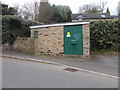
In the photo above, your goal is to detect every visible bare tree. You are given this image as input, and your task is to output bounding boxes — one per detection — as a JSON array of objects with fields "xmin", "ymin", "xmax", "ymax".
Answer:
[
  {"xmin": 79, "ymin": 7, "xmax": 84, "ymax": 13},
  {"xmin": 13, "ymin": 3, "xmax": 20, "ymax": 14},
  {"xmin": 79, "ymin": 1, "xmax": 107, "ymax": 13},
  {"xmin": 99, "ymin": 0, "xmax": 107, "ymax": 13},
  {"xmin": 16, "ymin": 1, "xmax": 39, "ymax": 20},
  {"xmin": 79, "ymin": 4, "xmax": 90, "ymax": 13},
  {"xmin": 117, "ymin": 1, "xmax": 120, "ymax": 14},
  {"xmin": 20, "ymin": 3, "xmax": 34, "ymax": 19},
  {"xmin": 79, "ymin": 3, "xmax": 100, "ymax": 13}
]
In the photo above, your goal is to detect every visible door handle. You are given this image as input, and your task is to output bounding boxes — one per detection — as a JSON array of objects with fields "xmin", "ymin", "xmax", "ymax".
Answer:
[{"xmin": 71, "ymin": 40, "xmax": 77, "ymax": 45}]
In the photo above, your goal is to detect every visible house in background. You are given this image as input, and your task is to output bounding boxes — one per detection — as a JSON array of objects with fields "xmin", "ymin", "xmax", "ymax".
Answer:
[
  {"xmin": 71, "ymin": 13, "xmax": 115, "ymax": 21},
  {"xmin": 111, "ymin": 15, "xmax": 118, "ymax": 19}
]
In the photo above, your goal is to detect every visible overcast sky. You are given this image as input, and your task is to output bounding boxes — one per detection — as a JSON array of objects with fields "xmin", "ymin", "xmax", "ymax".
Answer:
[{"xmin": 0, "ymin": 0, "xmax": 119, "ymax": 15}]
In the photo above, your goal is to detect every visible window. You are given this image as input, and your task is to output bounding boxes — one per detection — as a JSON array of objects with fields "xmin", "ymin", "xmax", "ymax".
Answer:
[{"xmin": 34, "ymin": 31, "xmax": 38, "ymax": 39}]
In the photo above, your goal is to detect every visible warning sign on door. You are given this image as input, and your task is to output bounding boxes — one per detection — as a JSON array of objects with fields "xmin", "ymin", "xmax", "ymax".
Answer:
[{"xmin": 67, "ymin": 32, "xmax": 71, "ymax": 37}]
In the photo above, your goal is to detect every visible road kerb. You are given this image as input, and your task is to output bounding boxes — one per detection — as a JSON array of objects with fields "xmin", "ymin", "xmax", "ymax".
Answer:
[
  {"xmin": 1, "ymin": 55, "xmax": 119, "ymax": 79},
  {"xmin": 1, "ymin": 55, "xmax": 64, "ymax": 66}
]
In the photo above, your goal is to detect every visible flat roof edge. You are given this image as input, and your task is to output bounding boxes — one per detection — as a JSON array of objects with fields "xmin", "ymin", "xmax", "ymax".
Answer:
[{"xmin": 30, "ymin": 22, "xmax": 90, "ymax": 29}]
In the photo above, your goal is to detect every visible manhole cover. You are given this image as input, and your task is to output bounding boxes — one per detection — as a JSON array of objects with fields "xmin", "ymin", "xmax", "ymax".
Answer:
[{"xmin": 64, "ymin": 67, "xmax": 79, "ymax": 72}]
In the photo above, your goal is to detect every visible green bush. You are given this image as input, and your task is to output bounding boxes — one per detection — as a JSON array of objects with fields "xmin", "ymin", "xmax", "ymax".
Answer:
[
  {"xmin": 2, "ymin": 15, "xmax": 43, "ymax": 45},
  {"xmin": 90, "ymin": 20, "xmax": 119, "ymax": 52},
  {"xmin": 2, "ymin": 16, "xmax": 119, "ymax": 53}
]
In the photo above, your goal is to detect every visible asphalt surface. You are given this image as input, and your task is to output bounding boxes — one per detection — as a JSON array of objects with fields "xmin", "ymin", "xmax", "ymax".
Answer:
[
  {"xmin": 2, "ymin": 57, "xmax": 118, "ymax": 88},
  {"xmin": 2, "ymin": 51, "xmax": 118, "ymax": 76}
]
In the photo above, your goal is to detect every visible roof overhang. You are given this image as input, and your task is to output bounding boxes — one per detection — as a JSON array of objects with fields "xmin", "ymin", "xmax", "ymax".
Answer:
[{"xmin": 30, "ymin": 21, "xmax": 90, "ymax": 29}]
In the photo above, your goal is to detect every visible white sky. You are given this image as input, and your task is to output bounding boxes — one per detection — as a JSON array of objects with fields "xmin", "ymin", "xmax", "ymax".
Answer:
[{"xmin": 0, "ymin": 0, "xmax": 119, "ymax": 15}]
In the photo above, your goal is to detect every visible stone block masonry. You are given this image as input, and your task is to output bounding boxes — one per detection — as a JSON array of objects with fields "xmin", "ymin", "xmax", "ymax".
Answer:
[
  {"xmin": 13, "ymin": 37, "xmax": 35, "ymax": 54},
  {"xmin": 31, "ymin": 26, "xmax": 64, "ymax": 56},
  {"xmin": 82, "ymin": 24, "xmax": 90, "ymax": 57},
  {"xmin": 31, "ymin": 23, "xmax": 90, "ymax": 57},
  {"xmin": 12, "ymin": 22, "xmax": 90, "ymax": 58}
]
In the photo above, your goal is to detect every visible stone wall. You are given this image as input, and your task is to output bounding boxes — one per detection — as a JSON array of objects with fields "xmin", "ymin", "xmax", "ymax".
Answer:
[
  {"xmin": 13, "ymin": 37, "xmax": 35, "ymax": 54},
  {"xmin": 2, "ymin": 43, "xmax": 12, "ymax": 51},
  {"xmin": 82, "ymin": 24, "xmax": 90, "ymax": 57},
  {"xmin": 31, "ymin": 26, "xmax": 64, "ymax": 56},
  {"xmin": 31, "ymin": 24, "xmax": 90, "ymax": 57}
]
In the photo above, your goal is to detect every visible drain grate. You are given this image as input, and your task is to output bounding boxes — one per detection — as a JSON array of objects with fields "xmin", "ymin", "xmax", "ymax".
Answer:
[{"xmin": 64, "ymin": 67, "xmax": 79, "ymax": 72}]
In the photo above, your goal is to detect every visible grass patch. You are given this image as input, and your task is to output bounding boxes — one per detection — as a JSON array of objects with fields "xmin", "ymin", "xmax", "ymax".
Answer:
[{"xmin": 91, "ymin": 48, "xmax": 118, "ymax": 55}]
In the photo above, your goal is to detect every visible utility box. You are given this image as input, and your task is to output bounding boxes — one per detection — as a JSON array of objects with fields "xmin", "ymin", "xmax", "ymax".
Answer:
[
  {"xmin": 64, "ymin": 25, "xmax": 83, "ymax": 55},
  {"xmin": 30, "ymin": 21, "xmax": 90, "ymax": 57}
]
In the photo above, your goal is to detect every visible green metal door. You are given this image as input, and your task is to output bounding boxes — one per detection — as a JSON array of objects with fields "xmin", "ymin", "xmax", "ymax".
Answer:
[{"xmin": 64, "ymin": 25, "xmax": 83, "ymax": 55}]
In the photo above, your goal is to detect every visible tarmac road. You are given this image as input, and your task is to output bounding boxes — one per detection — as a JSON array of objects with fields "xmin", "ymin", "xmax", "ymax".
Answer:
[
  {"xmin": 2, "ymin": 57, "xmax": 118, "ymax": 88},
  {"xmin": 2, "ymin": 51, "xmax": 118, "ymax": 76}
]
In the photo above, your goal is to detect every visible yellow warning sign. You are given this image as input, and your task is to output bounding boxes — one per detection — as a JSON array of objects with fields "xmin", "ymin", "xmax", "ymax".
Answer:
[
  {"xmin": 67, "ymin": 32, "xmax": 70, "ymax": 35},
  {"xmin": 67, "ymin": 32, "xmax": 71, "ymax": 37}
]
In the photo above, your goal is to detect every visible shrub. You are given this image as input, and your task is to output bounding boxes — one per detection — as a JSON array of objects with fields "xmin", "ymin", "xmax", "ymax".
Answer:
[
  {"xmin": 2, "ymin": 15, "xmax": 43, "ymax": 45},
  {"xmin": 90, "ymin": 20, "xmax": 119, "ymax": 52}
]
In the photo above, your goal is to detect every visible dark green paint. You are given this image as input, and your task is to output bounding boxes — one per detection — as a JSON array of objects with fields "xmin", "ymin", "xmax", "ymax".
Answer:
[
  {"xmin": 34, "ymin": 31, "xmax": 38, "ymax": 39},
  {"xmin": 64, "ymin": 25, "xmax": 83, "ymax": 55}
]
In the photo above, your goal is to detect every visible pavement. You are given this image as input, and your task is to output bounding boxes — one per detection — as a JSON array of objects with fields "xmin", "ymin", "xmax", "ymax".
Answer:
[{"xmin": 1, "ymin": 50, "xmax": 118, "ymax": 78}]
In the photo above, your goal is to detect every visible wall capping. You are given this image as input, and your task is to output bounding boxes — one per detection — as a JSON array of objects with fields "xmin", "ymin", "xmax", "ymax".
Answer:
[{"xmin": 30, "ymin": 22, "xmax": 90, "ymax": 29}]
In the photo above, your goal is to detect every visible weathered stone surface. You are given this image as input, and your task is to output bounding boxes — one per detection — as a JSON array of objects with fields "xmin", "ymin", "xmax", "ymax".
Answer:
[
  {"xmin": 31, "ymin": 24, "xmax": 90, "ymax": 57},
  {"xmin": 13, "ymin": 37, "xmax": 35, "ymax": 54},
  {"xmin": 31, "ymin": 26, "xmax": 64, "ymax": 55},
  {"xmin": 14, "ymin": 24, "xmax": 90, "ymax": 57},
  {"xmin": 2, "ymin": 43, "xmax": 12, "ymax": 51},
  {"xmin": 82, "ymin": 24, "xmax": 90, "ymax": 57}
]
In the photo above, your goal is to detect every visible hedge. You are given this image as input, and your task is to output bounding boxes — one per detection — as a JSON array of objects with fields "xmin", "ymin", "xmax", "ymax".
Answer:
[
  {"xmin": 90, "ymin": 20, "xmax": 119, "ymax": 51},
  {"xmin": 2, "ymin": 16, "xmax": 119, "ymax": 52},
  {"xmin": 2, "ymin": 15, "xmax": 43, "ymax": 45}
]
